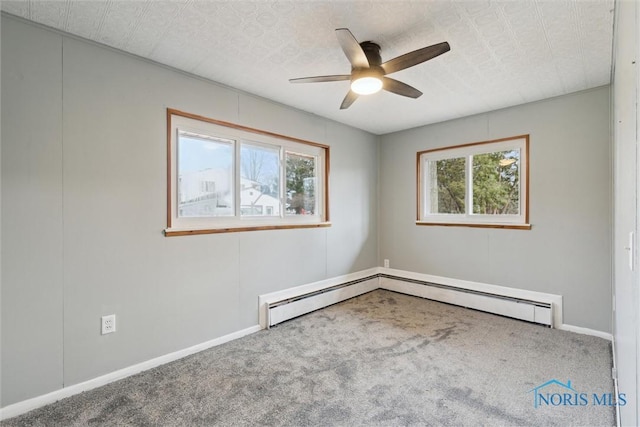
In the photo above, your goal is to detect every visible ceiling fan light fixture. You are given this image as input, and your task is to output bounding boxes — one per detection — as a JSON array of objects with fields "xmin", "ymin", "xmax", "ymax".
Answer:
[{"xmin": 351, "ymin": 76, "xmax": 383, "ymax": 95}]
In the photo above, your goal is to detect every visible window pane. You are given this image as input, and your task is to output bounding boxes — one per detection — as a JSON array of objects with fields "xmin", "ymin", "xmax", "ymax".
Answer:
[
  {"xmin": 177, "ymin": 132, "xmax": 234, "ymax": 217},
  {"xmin": 427, "ymin": 157, "xmax": 466, "ymax": 214},
  {"xmin": 472, "ymin": 150, "xmax": 520, "ymax": 215},
  {"xmin": 286, "ymin": 152, "xmax": 316, "ymax": 215},
  {"xmin": 240, "ymin": 143, "xmax": 281, "ymax": 217}
]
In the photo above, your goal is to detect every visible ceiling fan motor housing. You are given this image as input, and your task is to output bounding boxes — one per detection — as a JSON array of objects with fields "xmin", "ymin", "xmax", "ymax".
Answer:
[
  {"xmin": 360, "ymin": 41, "xmax": 382, "ymax": 66},
  {"xmin": 354, "ymin": 41, "xmax": 384, "ymax": 80}
]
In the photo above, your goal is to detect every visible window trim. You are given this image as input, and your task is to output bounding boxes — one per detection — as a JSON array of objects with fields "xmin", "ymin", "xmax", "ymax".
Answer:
[
  {"xmin": 416, "ymin": 135, "xmax": 530, "ymax": 230},
  {"xmin": 165, "ymin": 109, "xmax": 330, "ymax": 236}
]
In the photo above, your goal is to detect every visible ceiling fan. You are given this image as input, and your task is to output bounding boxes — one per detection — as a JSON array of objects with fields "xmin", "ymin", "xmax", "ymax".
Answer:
[{"xmin": 289, "ymin": 28, "xmax": 450, "ymax": 110}]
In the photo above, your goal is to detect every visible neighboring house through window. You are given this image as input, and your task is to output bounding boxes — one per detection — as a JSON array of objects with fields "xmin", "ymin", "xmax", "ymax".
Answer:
[{"xmin": 166, "ymin": 109, "xmax": 330, "ymax": 236}]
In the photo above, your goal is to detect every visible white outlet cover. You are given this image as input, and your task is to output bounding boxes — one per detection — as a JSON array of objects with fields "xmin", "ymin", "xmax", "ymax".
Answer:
[{"xmin": 101, "ymin": 314, "xmax": 116, "ymax": 335}]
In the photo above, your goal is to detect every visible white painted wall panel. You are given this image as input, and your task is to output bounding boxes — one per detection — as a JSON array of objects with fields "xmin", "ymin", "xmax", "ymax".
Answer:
[
  {"xmin": 237, "ymin": 93, "xmax": 326, "ymax": 143},
  {"xmin": 612, "ymin": 0, "xmax": 639, "ymax": 424},
  {"xmin": 325, "ymin": 121, "xmax": 379, "ymax": 278},
  {"xmin": 1, "ymin": 18, "xmax": 64, "ymax": 406},
  {"xmin": 238, "ymin": 230, "xmax": 292, "ymax": 329},
  {"xmin": 60, "ymin": 36, "xmax": 247, "ymax": 387}
]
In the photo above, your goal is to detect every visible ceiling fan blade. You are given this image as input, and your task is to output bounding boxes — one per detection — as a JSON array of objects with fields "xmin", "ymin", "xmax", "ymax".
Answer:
[
  {"xmin": 340, "ymin": 90, "xmax": 359, "ymax": 109},
  {"xmin": 382, "ymin": 77, "xmax": 423, "ymax": 98},
  {"xmin": 289, "ymin": 75, "xmax": 351, "ymax": 83},
  {"xmin": 381, "ymin": 41, "xmax": 450, "ymax": 75},
  {"xmin": 335, "ymin": 28, "xmax": 369, "ymax": 68}
]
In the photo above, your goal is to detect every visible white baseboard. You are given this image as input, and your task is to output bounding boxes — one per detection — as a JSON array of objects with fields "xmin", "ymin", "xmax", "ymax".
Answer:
[
  {"xmin": 557, "ymin": 324, "xmax": 613, "ymax": 341},
  {"xmin": 0, "ymin": 325, "xmax": 261, "ymax": 421}
]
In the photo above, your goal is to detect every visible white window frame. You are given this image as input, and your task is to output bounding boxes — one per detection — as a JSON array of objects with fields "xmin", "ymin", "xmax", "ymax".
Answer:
[
  {"xmin": 417, "ymin": 135, "xmax": 530, "ymax": 229},
  {"xmin": 165, "ymin": 109, "xmax": 330, "ymax": 236}
]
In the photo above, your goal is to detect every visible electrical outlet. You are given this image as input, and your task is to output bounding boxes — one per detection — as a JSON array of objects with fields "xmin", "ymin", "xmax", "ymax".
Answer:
[
  {"xmin": 101, "ymin": 314, "xmax": 116, "ymax": 335},
  {"xmin": 384, "ymin": 259, "xmax": 390, "ymax": 268}
]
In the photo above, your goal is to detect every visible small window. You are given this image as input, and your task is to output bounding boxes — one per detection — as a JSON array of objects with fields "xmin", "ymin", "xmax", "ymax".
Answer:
[
  {"xmin": 166, "ymin": 109, "xmax": 330, "ymax": 236},
  {"xmin": 417, "ymin": 135, "xmax": 530, "ymax": 229}
]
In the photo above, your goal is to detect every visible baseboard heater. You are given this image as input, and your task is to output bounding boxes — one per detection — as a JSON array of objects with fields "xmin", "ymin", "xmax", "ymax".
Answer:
[
  {"xmin": 264, "ymin": 272, "xmax": 553, "ymax": 328},
  {"xmin": 266, "ymin": 275, "xmax": 379, "ymax": 328},
  {"xmin": 378, "ymin": 274, "xmax": 552, "ymax": 327}
]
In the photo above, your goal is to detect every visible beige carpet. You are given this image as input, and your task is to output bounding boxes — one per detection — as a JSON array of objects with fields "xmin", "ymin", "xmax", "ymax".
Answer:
[{"xmin": 2, "ymin": 290, "xmax": 614, "ymax": 426}]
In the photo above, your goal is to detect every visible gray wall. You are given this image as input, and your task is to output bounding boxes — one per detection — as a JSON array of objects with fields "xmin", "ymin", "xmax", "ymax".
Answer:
[
  {"xmin": 1, "ymin": 17, "xmax": 64, "ymax": 407},
  {"xmin": 1, "ymin": 16, "xmax": 378, "ymax": 407},
  {"xmin": 379, "ymin": 87, "xmax": 612, "ymax": 333}
]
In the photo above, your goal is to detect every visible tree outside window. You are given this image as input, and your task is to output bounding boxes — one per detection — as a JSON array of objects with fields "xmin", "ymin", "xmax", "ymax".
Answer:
[{"xmin": 418, "ymin": 135, "xmax": 529, "ymax": 229}]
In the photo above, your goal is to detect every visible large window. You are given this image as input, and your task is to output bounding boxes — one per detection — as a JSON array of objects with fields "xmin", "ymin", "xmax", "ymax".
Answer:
[
  {"xmin": 166, "ymin": 109, "xmax": 329, "ymax": 236},
  {"xmin": 417, "ymin": 135, "xmax": 530, "ymax": 229}
]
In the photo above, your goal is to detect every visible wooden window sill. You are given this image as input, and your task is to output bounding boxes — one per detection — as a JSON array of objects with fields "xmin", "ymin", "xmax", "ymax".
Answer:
[
  {"xmin": 164, "ymin": 222, "xmax": 332, "ymax": 237},
  {"xmin": 416, "ymin": 221, "xmax": 532, "ymax": 230}
]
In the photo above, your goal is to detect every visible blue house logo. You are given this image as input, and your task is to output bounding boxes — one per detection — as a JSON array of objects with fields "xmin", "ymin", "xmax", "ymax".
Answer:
[
  {"xmin": 528, "ymin": 379, "xmax": 626, "ymax": 408},
  {"xmin": 528, "ymin": 379, "xmax": 578, "ymax": 408}
]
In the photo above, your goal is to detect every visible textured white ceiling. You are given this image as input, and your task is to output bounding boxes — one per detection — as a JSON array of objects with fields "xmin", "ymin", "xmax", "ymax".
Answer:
[{"xmin": 2, "ymin": 0, "xmax": 614, "ymax": 135}]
